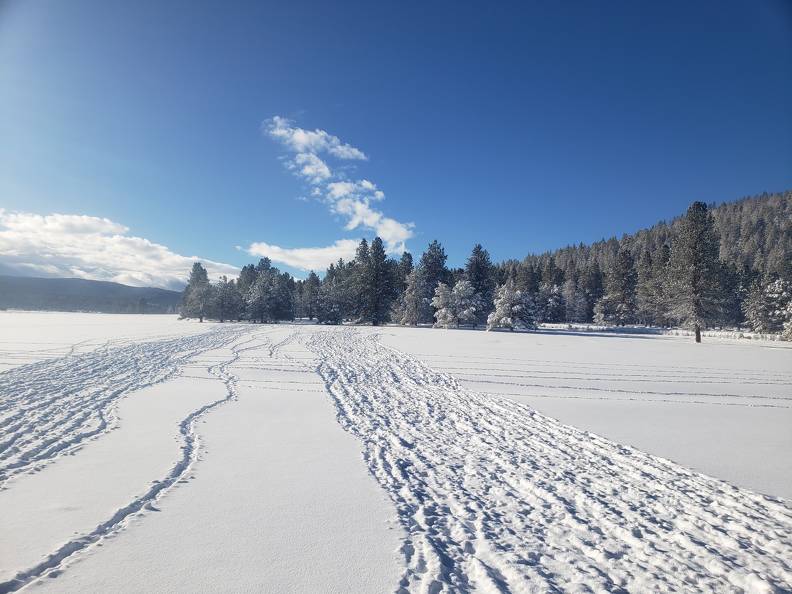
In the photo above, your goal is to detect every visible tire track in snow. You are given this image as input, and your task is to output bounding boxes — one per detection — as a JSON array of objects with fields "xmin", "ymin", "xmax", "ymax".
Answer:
[
  {"xmin": 0, "ymin": 326, "xmax": 247, "ymax": 486},
  {"xmin": 0, "ymin": 329, "xmax": 273, "ymax": 593},
  {"xmin": 307, "ymin": 328, "xmax": 792, "ymax": 593}
]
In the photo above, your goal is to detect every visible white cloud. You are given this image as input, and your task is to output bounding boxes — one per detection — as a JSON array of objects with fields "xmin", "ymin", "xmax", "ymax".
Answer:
[
  {"xmin": 0, "ymin": 210, "xmax": 238, "ymax": 290},
  {"xmin": 291, "ymin": 152, "xmax": 332, "ymax": 184},
  {"xmin": 247, "ymin": 239, "xmax": 359, "ymax": 271},
  {"xmin": 266, "ymin": 116, "xmax": 367, "ymax": 161},
  {"xmin": 263, "ymin": 116, "xmax": 415, "ymax": 256},
  {"xmin": 334, "ymin": 198, "xmax": 413, "ymax": 253}
]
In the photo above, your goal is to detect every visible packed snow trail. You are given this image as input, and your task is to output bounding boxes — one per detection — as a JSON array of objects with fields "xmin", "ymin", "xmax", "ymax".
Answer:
[
  {"xmin": 307, "ymin": 328, "xmax": 792, "ymax": 593},
  {"xmin": 0, "ymin": 329, "xmax": 269, "ymax": 593},
  {"xmin": 0, "ymin": 325, "xmax": 247, "ymax": 486}
]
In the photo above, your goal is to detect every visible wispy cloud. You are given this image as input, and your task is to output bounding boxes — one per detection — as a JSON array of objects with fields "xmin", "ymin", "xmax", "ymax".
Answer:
[
  {"xmin": 248, "ymin": 239, "xmax": 359, "ymax": 271},
  {"xmin": 0, "ymin": 210, "xmax": 238, "ymax": 290},
  {"xmin": 259, "ymin": 116, "xmax": 414, "ymax": 260}
]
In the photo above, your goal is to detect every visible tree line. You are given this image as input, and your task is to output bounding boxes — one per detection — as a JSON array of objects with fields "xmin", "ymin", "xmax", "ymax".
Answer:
[{"xmin": 182, "ymin": 191, "xmax": 792, "ymax": 341}]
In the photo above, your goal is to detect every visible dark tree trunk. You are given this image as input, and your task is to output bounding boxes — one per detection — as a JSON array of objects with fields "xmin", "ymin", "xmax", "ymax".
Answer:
[{"xmin": 695, "ymin": 324, "xmax": 701, "ymax": 343}]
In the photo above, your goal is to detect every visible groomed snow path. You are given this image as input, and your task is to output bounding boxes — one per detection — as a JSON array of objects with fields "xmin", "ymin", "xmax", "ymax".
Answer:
[{"xmin": 308, "ymin": 328, "xmax": 792, "ymax": 593}]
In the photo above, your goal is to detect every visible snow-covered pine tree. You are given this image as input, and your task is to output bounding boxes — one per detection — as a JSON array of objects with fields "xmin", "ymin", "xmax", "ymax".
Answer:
[
  {"xmin": 487, "ymin": 279, "xmax": 538, "ymax": 331},
  {"xmin": 743, "ymin": 277, "xmax": 791, "ymax": 333},
  {"xmin": 246, "ymin": 272, "xmax": 274, "ymax": 323},
  {"xmin": 539, "ymin": 282, "xmax": 565, "ymax": 323},
  {"xmin": 783, "ymin": 301, "xmax": 792, "ymax": 341},
  {"xmin": 397, "ymin": 251, "xmax": 414, "ymax": 293},
  {"xmin": 316, "ymin": 278, "xmax": 344, "ymax": 324},
  {"xmin": 213, "ymin": 276, "xmax": 244, "ymax": 322},
  {"xmin": 635, "ymin": 249, "xmax": 655, "ymax": 325},
  {"xmin": 236, "ymin": 264, "xmax": 257, "ymax": 298},
  {"xmin": 182, "ymin": 262, "xmax": 212, "ymax": 322},
  {"xmin": 594, "ymin": 246, "xmax": 638, "ymax": 326},
  {"xmin": 562, "ymin": 278, "xmax": 588, "ymax": 323},
  {"xmin": 419, "ymin": 240, "xmax": 450, "ymax": 323},
  {"xmin": 431, "ymin": 283, "xmax": 455, "ymax": 328},
  {"xmin": 431, "ymin": 279, "xmax": 480, "ymax": 328},
  {"xmin": 465, "ymin": 244, "xmax": 496, "ymax": 324},
  {"xmin": 400, "ymin": 268, "xmax": 432, "ymax": 325},
  {"xmin": 452, "ymin": 279, "xmax": 480, "ymax": 327},
  {"xmin": 667, "ymin": 201, "xmax": 724, "ymax": 342}
]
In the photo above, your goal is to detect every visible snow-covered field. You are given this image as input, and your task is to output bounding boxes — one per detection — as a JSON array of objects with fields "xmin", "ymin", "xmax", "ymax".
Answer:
[{"xmin": 1, "ymin": 314, "xmax": 790, "ymax": 593}]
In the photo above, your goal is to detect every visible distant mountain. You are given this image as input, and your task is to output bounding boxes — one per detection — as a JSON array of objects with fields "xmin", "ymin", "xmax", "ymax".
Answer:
[{"xmin": 0, "ymin": 275, "xmax": 182, "ymax": 314}]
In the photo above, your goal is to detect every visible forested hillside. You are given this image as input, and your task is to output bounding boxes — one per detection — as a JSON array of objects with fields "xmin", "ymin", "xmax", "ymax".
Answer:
[
  {"xmin": 181, "ymin": 191, "xmax": 792, "ymax": 338},
  {"xmin": 0, "ymin": 276, "xmax": 181, "ymax": 313}
]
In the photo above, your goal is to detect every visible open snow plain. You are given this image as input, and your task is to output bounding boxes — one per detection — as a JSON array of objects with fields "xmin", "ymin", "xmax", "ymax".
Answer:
[{"xmin": 0, "ymin": 314, "xmax": 790, "ymax": 593}]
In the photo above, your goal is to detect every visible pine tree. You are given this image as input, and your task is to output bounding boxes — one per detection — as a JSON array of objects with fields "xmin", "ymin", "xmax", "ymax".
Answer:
[
  {"xmin": 743, "ymin": 277, "xmax": 791, "ymax": 333},
  {"xmin": 431, "ymin": 283, "xmax": 454, "ymax": 328},
  {"xmin": 465, "ymin": 244, "xmax": 496, "ymax": 324},
  {"xmin": 580, "ymin": 261, "xmax": 604, "ymax": 322},
  {"xmin": 364, "ymin": 237, "xmax": 396, "ymax": 326},
  {"xmin": 487, "ymin": 279, "xmax": 538, "ymax": 331},
  {"xmin": 783, "ymin": 301, "xmax": 792, "ymax": 341},
  {"xmin": 667, "ymin": 202, "xmax": 724, "ymax": 342},
  {"xmin": 316, "ymin": 278, "xmax": 344, "ymax": 324},
  {"xmin": 594, "ymin": 246, "xmax": 637, "ymax": 326},
  {"xmin": 397, "ymin": 252, "xmax": 414, "ymax": 293},
  {"xmin": 400, "ymin": 268, "xmax": 432, "ymax": 325},
  {"xmin": 237, "ymin": 264, "xmax": 257, "ymax": 298},
  {"xmin": 302, "ymin": 271, "xmax": 321, "ymax": 320},
  {"xmin": 432, "ymin": 280, "xmax": 480, "ymax": 328},
  {"xmin": 562, "ymin": 278, "xmax": 588, "ymax": 323},
  {"xmin": 419, "ymin": 240, "xmax": 450, "ymax": 323},
  {"xmin": 247, "ymin": 273, "xmax": 274, "ymax": 323},
  {"xmin": 213, "ymin": 276, "xmax": 243, "ymax": 323},
  {"xmin": 538, "ymin": 283, "xmax": 565, "ymax": 323},
  {"xmin": 635, "ymin": 249, "xmax": 655, "ymax": 325},
  {"xmin": 183, "ymin": 262, "xmax": 212, "ymax": 322}
]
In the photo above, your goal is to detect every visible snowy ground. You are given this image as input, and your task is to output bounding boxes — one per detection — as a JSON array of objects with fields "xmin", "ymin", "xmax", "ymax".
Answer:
[{"xmin": 0, "ymin": 314, "xmax": 790, "ymax": 593}]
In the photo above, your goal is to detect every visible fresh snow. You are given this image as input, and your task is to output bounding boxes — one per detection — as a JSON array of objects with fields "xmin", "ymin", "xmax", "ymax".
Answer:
[{"xmin": 0, "ymin": 314, "xmax": 790, "ymax": 593}]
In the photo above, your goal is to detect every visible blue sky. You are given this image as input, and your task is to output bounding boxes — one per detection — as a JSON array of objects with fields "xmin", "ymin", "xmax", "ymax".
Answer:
[{"xmin": 0, "ymin": 0, "xmax": 790, "ymax": 287}]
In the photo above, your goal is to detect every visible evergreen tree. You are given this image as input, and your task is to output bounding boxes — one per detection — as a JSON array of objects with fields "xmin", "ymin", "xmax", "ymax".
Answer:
[
  {"xmin": 635, "ymin": 249, "xmax": 655, "ymax": 325},
  {"xmin": 432, "ymin": 280, "xmax": 479, "ymax": 328},
  {"xmin": 783, "ymin": 301, "xmax": 792, "ymax": 341},
  {"xmin": 743, "ymin": 277, "xmax": 791, "ymax": 333},
  {"xmin": 302, "ymin": 271, "xmax": 321, "ymax": 320},
  {"xmin": 487, "ymin": 279, "xmax": 538, "ymax": 331},
  {"xmin": 562, "ymin": 278, "xmax": 588, "ymax": 323},
  {"xmin": 418, "ymin": 240, "xmax": 450, "ymax": 322},
  {"xmin": 667, "ymin": 202, "xmax": 724, "ymax": 342},
  {"xmin": 316, "ymin": 273, "xmax": 345, "ymax": 324},
  {"xmin": 213, "ymin": 276, "xmax": 243, "ymax": 323},
  {"xmin": 579, "ymin": 261, "xmax": 604, "ymax": 322},
  {"xmin": 400, "ymin": 268, "xmax": 432, "ymax": 325},
  {"xmin": 182, "ymin": 262, "xmax": 212, "ymax": 322},
  {"xmin": 397, "ymin": 252, "xmax": 414, "ymax": 293},
  {"xmin": 594, "ymin": 246, "xmax": 637, "ymax": 325},
  {"xmin": 538, "ymin": 283, "xmax": 565, "ymax": 323},
  {"xmin": 357, "ymin": 237, "xmax": 396, "ymax": 325},
  {"xmin": 465, "ymin": 244, "xmax": 496, "ymax": 323},
  {"xmin": 237, "ymin": 264, "xmax": 257, "ymax": 298},
  {"xmin": 247, "ymin": 273, "xmax": 274, "ymax": 323}
]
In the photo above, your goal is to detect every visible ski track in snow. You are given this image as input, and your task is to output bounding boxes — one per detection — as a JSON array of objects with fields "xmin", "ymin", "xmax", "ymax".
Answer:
[
  {"xmin": 306, "ymin": 328, "xmax": 792, "ymax": 593},
  {"xmin": 0, "ymin": 326, "xmax": 249, "ymax": 486},
  {"xmin": 0, "ymin": 327, "xmax": 281, "ymax": 593}
]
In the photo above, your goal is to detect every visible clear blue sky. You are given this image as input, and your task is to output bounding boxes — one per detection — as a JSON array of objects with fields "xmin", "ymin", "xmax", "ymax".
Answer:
[{"xmin": 1, "ymin": 0, "xmax": 790, "ymax": 284}]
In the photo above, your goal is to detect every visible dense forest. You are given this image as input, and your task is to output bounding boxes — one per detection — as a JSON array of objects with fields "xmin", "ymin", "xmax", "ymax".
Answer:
[{"xmin": 182, "ymin": 191, "xmax": 792, "ymax": 340}]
